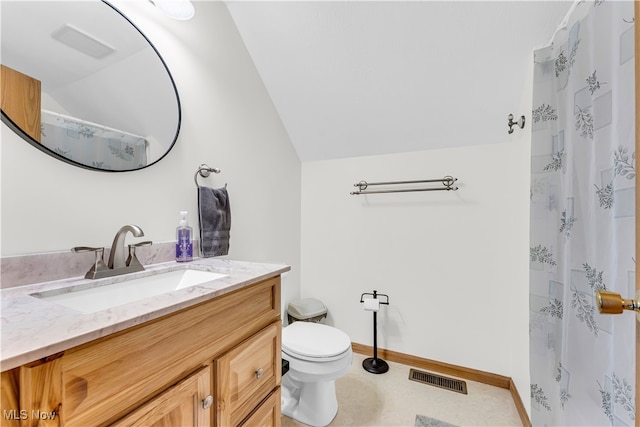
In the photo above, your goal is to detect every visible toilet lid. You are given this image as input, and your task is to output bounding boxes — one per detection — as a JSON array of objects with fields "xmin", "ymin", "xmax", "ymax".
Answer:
[{"xmin": 283, "ymin": 322, "xmax": 351, "ymax": 358}]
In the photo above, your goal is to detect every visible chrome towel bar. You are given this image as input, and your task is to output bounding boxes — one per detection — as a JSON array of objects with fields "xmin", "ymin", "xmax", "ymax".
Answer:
[{"xmin": 350, "ymin": 176, "xmax": 458, "ymax": 195}]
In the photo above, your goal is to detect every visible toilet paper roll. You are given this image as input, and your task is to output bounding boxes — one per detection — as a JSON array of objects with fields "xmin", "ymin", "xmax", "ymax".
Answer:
[{"xmin": 363, "ymin": 298, "xmax": 380, "ymax": 312}]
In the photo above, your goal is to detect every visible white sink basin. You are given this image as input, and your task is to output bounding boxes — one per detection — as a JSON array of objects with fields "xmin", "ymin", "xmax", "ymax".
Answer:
[{"xmin": 34, "ymin": 268, "xmax": 226, "ymax": 314}]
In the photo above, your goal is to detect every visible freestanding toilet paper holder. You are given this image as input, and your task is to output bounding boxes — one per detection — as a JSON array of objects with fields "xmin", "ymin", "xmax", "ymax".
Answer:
[{"xmin": 359, "ymin": 290, "xmax": 390, "ymax": 374}]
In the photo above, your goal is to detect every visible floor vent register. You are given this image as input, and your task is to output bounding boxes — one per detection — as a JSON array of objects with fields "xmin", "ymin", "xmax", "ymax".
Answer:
[{"xmin": 408, "ymin": 369, "xmax": 468, "ymax": 395}]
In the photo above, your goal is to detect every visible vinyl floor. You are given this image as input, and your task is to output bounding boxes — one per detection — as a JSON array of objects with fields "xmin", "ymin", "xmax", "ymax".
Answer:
[{"xmin": 282, "ymin": 352, "xmax": 524, "ymax": 427}]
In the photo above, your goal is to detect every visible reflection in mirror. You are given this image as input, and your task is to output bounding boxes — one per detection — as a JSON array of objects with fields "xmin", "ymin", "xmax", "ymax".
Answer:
[{"xmin": 1, "ymin": 1, "xmax": 181, "ymax": 172}]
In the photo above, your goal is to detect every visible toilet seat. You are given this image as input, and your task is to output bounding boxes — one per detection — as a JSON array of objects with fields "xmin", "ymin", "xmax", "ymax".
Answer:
[{"xmin": 283, "ymin": 322, "xmax": 351, "ymax": 361}]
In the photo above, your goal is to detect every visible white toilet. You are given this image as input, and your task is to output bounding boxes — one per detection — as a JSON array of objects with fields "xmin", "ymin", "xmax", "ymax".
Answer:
[{"xmin": 281, "ymin": 321, "xmax": 352, "ymax": 427}]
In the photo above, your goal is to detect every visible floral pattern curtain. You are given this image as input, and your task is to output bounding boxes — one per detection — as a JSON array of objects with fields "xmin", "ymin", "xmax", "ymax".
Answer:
[
  {"xmin": 529, "ymin": 1, "xmax": 635, "ymax": 425},
  {"xmin": 41, "ymin": 110, "xmax": 148, "ymax": 170}
]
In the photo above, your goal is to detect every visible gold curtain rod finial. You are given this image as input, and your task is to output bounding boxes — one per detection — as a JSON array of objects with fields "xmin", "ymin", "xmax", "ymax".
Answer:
[{"xmin": 596, "ymin": 290, "xmax": 640, "ymax": 315}]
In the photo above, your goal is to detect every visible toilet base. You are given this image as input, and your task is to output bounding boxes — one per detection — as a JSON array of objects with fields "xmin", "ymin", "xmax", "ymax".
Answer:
[{"xmin": 281, "ymin": 374, "xmax": 338, "ymax": 427}]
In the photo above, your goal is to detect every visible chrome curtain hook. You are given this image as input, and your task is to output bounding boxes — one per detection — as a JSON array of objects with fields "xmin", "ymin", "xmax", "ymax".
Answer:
[{"xmin": 507, "ymin": 114, "xmax": 525, "ymax": 134}]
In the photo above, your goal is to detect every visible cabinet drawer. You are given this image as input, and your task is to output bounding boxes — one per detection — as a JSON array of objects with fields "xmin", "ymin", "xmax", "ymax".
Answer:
[
  {"xmin": 240, "ymin": 388, "xmax": 281, "ymax": 427},
  {"xmin": 216, "ymin": 322, "xmax": 281, "ymax": 427}
]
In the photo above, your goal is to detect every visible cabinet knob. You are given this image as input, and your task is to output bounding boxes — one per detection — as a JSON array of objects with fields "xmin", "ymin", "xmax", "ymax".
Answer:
[
  {"xmin": 255, "ymin": 368, "xmax": 264, "ymax": 379},
  {"xmin": 202, "ymin": 395, "xmax": 213, "ymax": 410}
]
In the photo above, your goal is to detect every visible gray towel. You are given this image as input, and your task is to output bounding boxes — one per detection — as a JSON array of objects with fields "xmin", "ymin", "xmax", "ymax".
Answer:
[{"xmin": 198, "ymin": 186, "xmax": 231, "ymax": 257}]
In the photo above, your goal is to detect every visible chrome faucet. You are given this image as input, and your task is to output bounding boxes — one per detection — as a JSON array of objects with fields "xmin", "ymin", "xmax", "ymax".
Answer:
[
  {"xmin": 72, "ymin": 224, "xmax": 152, "ymax": 279},
  {"xmin": 108, "ymin": 225, "xmax": 144, "ymax": 269}
]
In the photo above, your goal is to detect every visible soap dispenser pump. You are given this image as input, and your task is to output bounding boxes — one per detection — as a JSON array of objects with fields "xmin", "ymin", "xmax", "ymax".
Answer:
[{"xmin": 176, "ymin": 210, "xmax": 193, "ymax": 262}]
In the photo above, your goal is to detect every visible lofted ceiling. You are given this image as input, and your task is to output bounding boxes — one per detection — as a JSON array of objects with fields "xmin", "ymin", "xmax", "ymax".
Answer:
[{"xmin": 225, "ymin": 1, "xmax": 573, "ymax": 161}]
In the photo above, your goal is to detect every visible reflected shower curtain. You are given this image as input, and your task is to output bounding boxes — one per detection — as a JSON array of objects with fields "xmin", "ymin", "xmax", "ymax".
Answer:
[
  {"xmin": 529, "ymin": 1, "xmax": 635, "ymax": 425},
  {"xmin": 40, "ymin": 110, "xmax": 148, "ymax": 170}
]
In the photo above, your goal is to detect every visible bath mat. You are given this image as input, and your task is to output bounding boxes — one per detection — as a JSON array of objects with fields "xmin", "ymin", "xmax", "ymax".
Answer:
[{"xmin": 415, "ymin": 414, "xmax": 458, "ymax": 427}]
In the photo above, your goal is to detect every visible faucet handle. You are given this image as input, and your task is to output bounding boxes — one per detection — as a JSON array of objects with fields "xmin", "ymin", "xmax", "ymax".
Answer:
[
  {"xmin": 71, "ymin": 246, "xmax": 103, "ymax": 253},
  {"xmin": 130, "ymin": 241, "xmax": 153, "ymax": 248},
  {"xmin": 71, "ymin": 246, "xmax": 108, "ymax": 279},
  {"xmin": 126, "ymin": 241, "xmax": 153, "ymax": 269}
]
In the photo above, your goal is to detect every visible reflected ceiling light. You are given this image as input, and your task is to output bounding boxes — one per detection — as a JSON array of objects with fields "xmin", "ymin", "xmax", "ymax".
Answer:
[{"xmin": 150, "ymin": 0, "xmax": 195, "ymax": 20}]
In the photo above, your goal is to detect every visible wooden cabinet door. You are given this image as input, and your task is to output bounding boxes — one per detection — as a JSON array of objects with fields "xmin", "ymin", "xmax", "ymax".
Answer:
[
  {"xmin": 0, "ymin": 64, "xmax": 41, "ymax": 142},
  {"xmin": 215, "ymin": 322, "xmax": 281, "ymax": 427},
  {"xmin": 111, "ymin": 365, "xmax": 212, "ymax": 427},
  {"xmin": 0, "ymin": 358, "xmax": 64, "ymax": 427}
]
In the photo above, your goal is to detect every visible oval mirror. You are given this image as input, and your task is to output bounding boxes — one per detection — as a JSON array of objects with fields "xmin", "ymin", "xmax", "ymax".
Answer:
[{"xmin": 1, "ymin": 0, "xmax": 181, "ymax": 172}]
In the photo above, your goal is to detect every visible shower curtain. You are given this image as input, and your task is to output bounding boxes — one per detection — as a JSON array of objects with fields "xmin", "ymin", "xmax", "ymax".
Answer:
[
  {"xmin": 41, "ymin": 110, "xmax": 148, "ymax": 170},
  {"xmin": 529, "ymin": 1, "xmax": 635, "ymax": 425}
]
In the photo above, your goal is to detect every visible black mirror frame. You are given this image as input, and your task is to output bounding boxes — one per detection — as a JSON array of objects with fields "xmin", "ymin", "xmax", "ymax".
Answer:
[{"xmin": 1, "ymin": 0, "xmax": 182, "ymax": 173}]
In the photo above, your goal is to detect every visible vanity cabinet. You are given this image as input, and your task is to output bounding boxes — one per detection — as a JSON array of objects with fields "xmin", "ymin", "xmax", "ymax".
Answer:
[{"xmin": 0, "ymin": 275, "xmax": 282, "ymax": 427}]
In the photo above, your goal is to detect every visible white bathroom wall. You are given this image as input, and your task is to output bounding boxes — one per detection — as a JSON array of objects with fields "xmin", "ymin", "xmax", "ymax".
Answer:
[
  {"xmin": 50, "ymin": 48, "xmax": 176, "ymax": 146},
  {"xmin": 300, "ymin": 138, "xmax": 531, "ymax": 400},
  {"xmin": 1, "ymin": 0, "xmax": 542, "ymax": 413},
  {"xmin": 0, "ymin": 2, "xmax": 301, "ymax": 305},
  {"xmin": 510, "ymin": 60, "xmax": 534, "ymax": 413}
]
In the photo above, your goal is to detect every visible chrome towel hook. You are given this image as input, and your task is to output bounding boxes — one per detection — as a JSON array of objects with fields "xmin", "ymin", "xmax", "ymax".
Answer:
[
  {"xmin": 194, "ymin": 164, "xmax": 221, "ymax": 187},
  {"xmin": 508, "ymin": 114, "xmax": 525, "ymax": 134}
]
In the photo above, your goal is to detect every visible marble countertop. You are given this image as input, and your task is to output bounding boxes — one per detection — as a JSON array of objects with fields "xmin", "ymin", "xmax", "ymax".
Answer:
[{"xmin": 1, "ymin": 258, "xmax": 290, "ymax": 371}]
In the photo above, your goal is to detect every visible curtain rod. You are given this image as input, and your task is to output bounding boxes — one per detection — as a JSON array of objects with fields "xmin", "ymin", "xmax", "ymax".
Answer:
[{"xmin": 546, "ymin": 0, "xmax": 585, "ymax": 47}]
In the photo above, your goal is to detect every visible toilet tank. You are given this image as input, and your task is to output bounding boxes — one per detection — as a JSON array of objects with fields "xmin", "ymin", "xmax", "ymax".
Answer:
[{"xmin": 287, "ymin": 298, "xmax": 327, "ymax": 324}]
